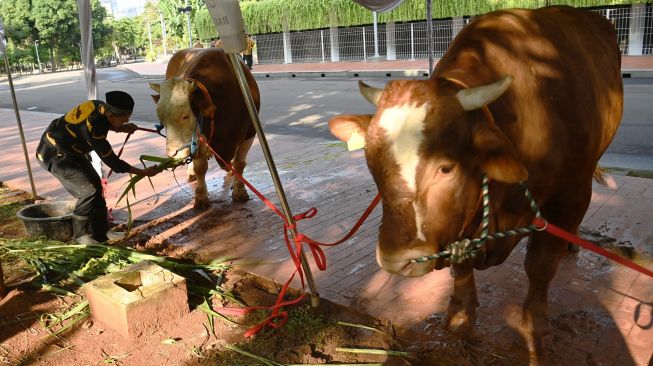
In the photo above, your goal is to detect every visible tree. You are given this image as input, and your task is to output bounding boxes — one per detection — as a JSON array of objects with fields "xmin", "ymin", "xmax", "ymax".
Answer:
[
  {"xmin": 0, "ymin": 0, "xmax": 35, "ymax": 45},
  {"xmin": 31, "ymin": 0, "xmax": 78, "ymax": 69},
  {"xmin": 111, "ymin": 17, "xmax": 140, "ymax": 62}
]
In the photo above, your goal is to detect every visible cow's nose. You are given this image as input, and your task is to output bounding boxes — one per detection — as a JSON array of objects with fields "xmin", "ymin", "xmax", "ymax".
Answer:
[{"xmin": 376, "ymin": 246, "xmax": 436, "ymax": 277}]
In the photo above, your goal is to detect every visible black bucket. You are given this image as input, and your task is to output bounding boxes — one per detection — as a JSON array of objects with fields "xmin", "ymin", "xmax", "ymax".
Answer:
[{"xmin": 16, "ymin": 201, "xmax": 76, "ymax": 242}]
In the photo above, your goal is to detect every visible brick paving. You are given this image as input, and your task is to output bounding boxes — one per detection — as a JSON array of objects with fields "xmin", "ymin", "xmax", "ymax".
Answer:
[{"xmin": 1, "ymin": 58, "xmax": 653, "ymax": 364}]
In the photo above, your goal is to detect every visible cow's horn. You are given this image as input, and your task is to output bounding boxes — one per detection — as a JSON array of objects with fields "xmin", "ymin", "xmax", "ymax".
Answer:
[
  {"xmin": 358, "ymin": 80, "xmax": 383, "ymax": 106},
  {"xmin": 456, "ymin": 76, "xmax": 513, "ymax": 111}
]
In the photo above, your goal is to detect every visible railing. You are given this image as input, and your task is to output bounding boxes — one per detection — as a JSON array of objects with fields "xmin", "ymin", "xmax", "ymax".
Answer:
[{"xmin": 253, "ymin": 4, "xmax": 653, "ymax": 65}]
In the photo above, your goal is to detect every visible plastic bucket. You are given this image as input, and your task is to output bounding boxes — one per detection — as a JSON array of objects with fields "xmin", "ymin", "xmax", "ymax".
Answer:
[{"xmin": 16, "ymin": 201, "xmax": 76, "ymax": 242}]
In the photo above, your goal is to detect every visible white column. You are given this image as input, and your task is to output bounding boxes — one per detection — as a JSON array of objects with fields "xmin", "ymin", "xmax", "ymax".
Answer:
[
  {"xmin": 386, "ymin": 21, "xmax": 396, "ymax": 61},
  {"xmin": 452, "ymin": 16, "xmax": 464, "ymax": 41},
  {"xmin": 282, "ymin": 31, "xmax": 292, "ymax": 63},
  {"xmin": 329, "ymin": 26, "xmax": 339, "ymax": 62},
  {"xmin": 373, "ymin": 11, "xmax": 379, "ymax": 57},
  {"xmin": 628, "ymin": 4, "xmax": 645, "ymax": 56},
  {"xmin": 282, "ymin": 17, "xmax": 292, "ymax": 63}
]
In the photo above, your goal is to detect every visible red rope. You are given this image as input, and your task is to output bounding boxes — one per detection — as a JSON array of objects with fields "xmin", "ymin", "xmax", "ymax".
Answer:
[
  {"xmin": 197, "ymin": 135, "xmax": 380, "ymax": 336},
  {"xmin": 532, "ymin": 217, "xmax": 653, "ymax": 278}
]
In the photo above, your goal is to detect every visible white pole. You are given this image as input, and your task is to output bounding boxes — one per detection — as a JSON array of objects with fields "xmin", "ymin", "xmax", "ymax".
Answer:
[
  {"xmin": 34, "ymin": 40, "xmax": 43, "ymax": 73},
  {"xmin": 185, "ymin": 0, "xmax": 192, "ymax": 48},
  {"xmin": 320, "ymin": 30, "xmax": 325, "ymax": 62},
  {"xmin": 373, "ymin": 11, "xmax": 379, "ymax": 57},
  {"xmin": 410, "ymin": 23, "xmax": 414, "ymax": 60},
  {"xmin": 147, "ymin": 20, "xmax": 154, "ymax": 55},
  {"xmin": 362, "ymin": 27, "xmax": 366, "ymax": 60},
  {"xmin": 205, "ymin": 0, "xmax": 320, "ymax": 307},
  {"xmin": 426, "ymin": 0, "xmax": 434, "ymax": 76},
  {"xmin": 160, "ymin": 12, "xmax": 168, "ymax": 58},
  {"xmin": 77, "ymin": 0, "xmax": 101, "ymax": 175}
]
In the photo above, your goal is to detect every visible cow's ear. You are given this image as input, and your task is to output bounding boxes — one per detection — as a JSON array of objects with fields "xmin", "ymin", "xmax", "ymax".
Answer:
[
  {"xmin": 329, "ymin": 114, "xmax": 372, "ymax": 142},
  {"xmin": 151, "ymin": 94, "xmax": 160, "ymax": 104},
  {"xmin": 473, "ymin": 122, "xmax": 528, "ymax": 183},
  {"xmin": 149, "ymin": 83, "xmax": 161, "ymax": 93}
]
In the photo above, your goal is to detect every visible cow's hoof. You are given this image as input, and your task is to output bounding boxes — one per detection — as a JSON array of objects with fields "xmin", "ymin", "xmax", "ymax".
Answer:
[
  {"xmin": 443, "ymin": 311, "xmax": 473, "ymax": 336},
  {"xmin": 232, "ymin": 190, "xmax": 250, "ymax": 203},
  {"xmin": 223, "ymin": 172, "xmax": 234, "ymax": 188},
  {"xmin": 194, "ymin": 199, "xmax": 211, "ymax": 210}
]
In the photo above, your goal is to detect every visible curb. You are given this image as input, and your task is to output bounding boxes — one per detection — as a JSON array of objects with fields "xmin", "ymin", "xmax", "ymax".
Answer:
[
  {"xmin": 252, "ymin": 69, "xmax": 431, "ymax": 79},
  {"xmin": 621, "ymin": 69, "xmax": 653, "ymax": 78},
  {"xmin": 129, "ymin": 69, "xmax": 653, "ymax": 80}
]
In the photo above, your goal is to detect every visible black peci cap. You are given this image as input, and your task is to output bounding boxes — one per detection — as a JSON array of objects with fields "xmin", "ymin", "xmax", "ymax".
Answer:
[{"xmin": 105, "ymin": 91, "xmax": 134, "ymax": 115}]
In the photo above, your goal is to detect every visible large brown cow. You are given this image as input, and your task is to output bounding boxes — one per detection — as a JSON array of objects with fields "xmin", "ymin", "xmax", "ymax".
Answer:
[
  {"xmin": 329, "ymin": 6, "xmax": 622, "ymax": 364},
  {"xmin": 150, "ymin": 48, "xmax": 260, "ymax": 209}
]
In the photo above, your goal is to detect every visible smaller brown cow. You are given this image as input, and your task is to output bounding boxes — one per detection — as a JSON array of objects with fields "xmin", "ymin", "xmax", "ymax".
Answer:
[
  {"xmin": 329, "ymin": 6, "xmax": 622, "ymax": 365},
  {"xmin": 150, "ymin": 48, "xmax": 260, "ymax": 208}
]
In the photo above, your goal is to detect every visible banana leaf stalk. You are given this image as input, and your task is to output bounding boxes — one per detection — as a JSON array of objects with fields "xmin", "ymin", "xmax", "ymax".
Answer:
[{"xmin": 117, "ymin": 155, "xmax": 187, "ymax": 229}]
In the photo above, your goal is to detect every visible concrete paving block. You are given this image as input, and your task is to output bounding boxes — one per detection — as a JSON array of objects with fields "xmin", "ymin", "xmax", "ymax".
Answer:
[{"xmin": 84, "ymin": 260, "xmax": 189, "ymax": 339}]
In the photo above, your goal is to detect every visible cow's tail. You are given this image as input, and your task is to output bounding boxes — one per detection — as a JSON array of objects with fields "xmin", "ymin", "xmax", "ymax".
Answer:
[{"xmin": 593, "ymin": 166, "xmax": 607, "ymax": 185}]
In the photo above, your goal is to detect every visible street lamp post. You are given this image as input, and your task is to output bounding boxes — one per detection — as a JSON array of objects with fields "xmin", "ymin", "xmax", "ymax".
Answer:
[
  {"xmin": 34, "ymin": 40, "xmax": 43, "ymax": 73},
  {"xmin": 159, "ymin": 11, "xmax": 168, "ymax": 58},
  {"xmin": 178, "ymin": 0, "xmax": 193, "ymax": 48},
  {"xmin": 147, "ymin": 20, "xmax": 154, "ymax": 55}
]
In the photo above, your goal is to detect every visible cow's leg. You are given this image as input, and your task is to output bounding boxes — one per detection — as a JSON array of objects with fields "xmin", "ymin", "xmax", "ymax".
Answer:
[
  {"xmin": 230, "ymin": 136, "xmax": 254, "ymax": 203},
  {"xmin": 187, "ymin": 161, "xmax": 197, "ymax": 182},
  {"xmin": 520, "ymin": 198, "xmax": 588, "ymax": 365},
  {"xmin": 192, "ymin": 147, "xmax": 210, "ymax": 209},
  {"xmin": 444, "ymin": 261, "xmax": 478, "ymax": 336}
]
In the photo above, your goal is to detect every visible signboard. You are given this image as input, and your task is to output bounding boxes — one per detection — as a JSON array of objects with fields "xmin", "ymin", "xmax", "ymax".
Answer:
[
  {"xmin": 203, "ymin": 0, "xmax": 246, "ymax": 54},
  {"xmin": 0, "ymin": 16, "xmax": 6, "ymax": 55}
]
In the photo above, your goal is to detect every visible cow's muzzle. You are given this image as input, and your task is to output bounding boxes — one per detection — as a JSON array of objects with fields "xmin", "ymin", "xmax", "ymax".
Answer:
[{"xmin": 376, "ymin": 243, "xmax": 448, "ymax": 277}]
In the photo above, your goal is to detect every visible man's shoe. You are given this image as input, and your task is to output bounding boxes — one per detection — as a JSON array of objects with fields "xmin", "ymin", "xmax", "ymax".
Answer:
[
  {"xmin": 72, "ymin": 215, "xmax": 100, "ymax": 244},
  {"xmin": 106, "ymin": 229, "xmax": 126, "ymax": 241}
]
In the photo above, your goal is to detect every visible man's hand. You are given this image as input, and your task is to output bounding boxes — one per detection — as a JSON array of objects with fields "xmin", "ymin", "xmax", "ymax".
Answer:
[
  {"xmin": 142, "ymin": 165, "xmax": 160, "ymax": 177},
  {"xmin": 130, "ymin": 165, "xmax": 160, "ymax": 177},
  {"xmin": 116, "ymin": 122, "xmax": 138, "ymax": 134}
]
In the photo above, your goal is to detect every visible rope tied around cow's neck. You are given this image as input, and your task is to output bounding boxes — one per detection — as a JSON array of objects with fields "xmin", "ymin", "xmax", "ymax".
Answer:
[{"xmin": 410, "ymin": 175, "xmax": 542, "ymax": 264}]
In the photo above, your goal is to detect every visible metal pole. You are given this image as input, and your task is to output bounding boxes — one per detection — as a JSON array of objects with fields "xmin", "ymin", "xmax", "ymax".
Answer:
[
  {"xmin": 34, "ymin": 40, "xmax": 43, "ymax": 73},
  {"xmin": 427, "ymin": 0, "xmax": 434, "ymax": 76},
  {"xmin": 2, "ymin": 52, "xmax": 38, "ymax": 199},
  {"xmin": 410, "ymin": 23, "xmax": 414, "ymax": 60},
  {"xmin": 320, "ymin": 30, "xmax": 325, "ymax": 63},
  {"xmin": 362, "ymin": 27, "xmax": 366, "ymax": 60},
  {"xmin": 373, "ymin": 11, "xmax": 379, "ymax": 57},
  {"xmin": 185, "ymin": 0, "xmax": 192, "ymax": 48},
  {"xmin": 160, "ymin": 12, "xmax": 168, "ymax": 58},
  {"xmin": 227, "ymin": 53, "xmax": 320, "ymax": 308},
  {"xmin": 147, "ymin": 20, "xmax": 154, "ymax": 55}
]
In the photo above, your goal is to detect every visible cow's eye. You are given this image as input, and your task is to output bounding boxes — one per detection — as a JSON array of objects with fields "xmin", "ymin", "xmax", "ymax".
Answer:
[
  {"xmin": 439, "ymin": 164, "xmax": 454, "ymax": 174},
  {"xmin": 181, "ymin": 114, "xmax": 190, "ymax": 120}
]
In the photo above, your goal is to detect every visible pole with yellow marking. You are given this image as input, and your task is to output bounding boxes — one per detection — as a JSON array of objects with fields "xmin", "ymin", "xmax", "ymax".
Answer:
[{"xmin": 204, "ymin": 0, "xmax": 320, "ymax": 308}]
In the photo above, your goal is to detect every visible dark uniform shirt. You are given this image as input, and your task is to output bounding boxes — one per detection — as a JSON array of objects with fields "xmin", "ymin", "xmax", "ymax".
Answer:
[{"xmin": 38, "ymin": 100, "xmax": 131, "ymax": 173}]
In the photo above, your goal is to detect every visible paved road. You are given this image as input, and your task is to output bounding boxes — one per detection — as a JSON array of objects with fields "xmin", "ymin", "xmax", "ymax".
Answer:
[{"xmin": 1, "ymin": 67, "xmax": 652, "ymax": 170}]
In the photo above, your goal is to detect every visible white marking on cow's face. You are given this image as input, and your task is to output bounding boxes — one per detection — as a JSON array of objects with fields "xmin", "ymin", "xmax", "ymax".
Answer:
[
  {"xmin": 378, "ymin": 103, "xmax": 428, "ymax": 241},
  {"xmin": 377, "ymin": 104, "xmax": 427, "ymax": 191},
  {"xmin": 154, "ymin": 79, "xmax": 196, "ymax": 158},
  {"xmin": 413, "ymin": 202, "xmax": 426, "ymax": 241}
]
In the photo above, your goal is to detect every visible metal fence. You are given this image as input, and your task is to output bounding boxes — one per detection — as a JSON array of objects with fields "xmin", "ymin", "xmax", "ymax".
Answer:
[{"xmin": 253, "ymin": 4, "xmax": 653, "ymax": 65}]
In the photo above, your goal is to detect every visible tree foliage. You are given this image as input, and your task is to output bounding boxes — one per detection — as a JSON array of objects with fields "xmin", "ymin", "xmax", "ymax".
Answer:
[
  {"xmin": 0, "ymin": 0, "xmax": 112, "ymax": 69},
  {"xmin": 0, "ymin": 0, "xmax": 34, "ymax": 43},
  {"xmin": 194, "ymin": 0, "xmax": 651, "ymax": 35}
]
